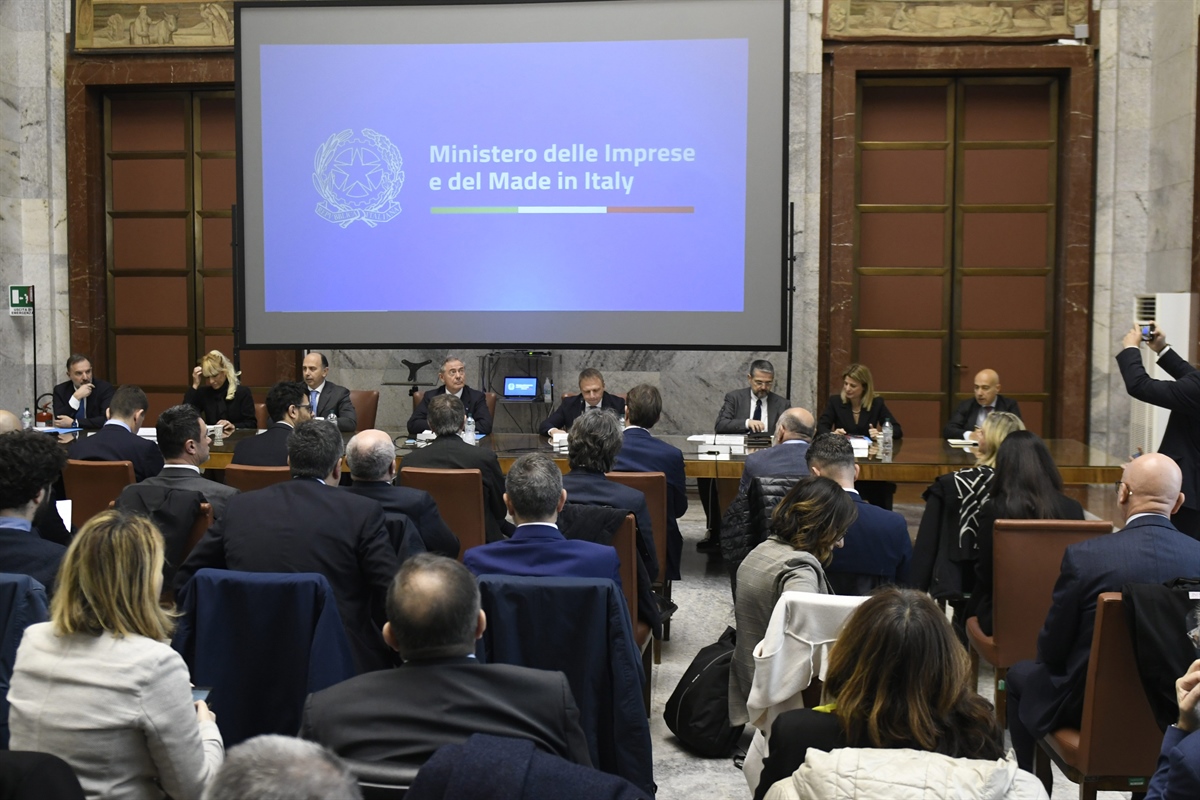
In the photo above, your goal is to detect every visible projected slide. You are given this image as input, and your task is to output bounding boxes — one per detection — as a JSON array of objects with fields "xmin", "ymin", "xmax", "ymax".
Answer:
[{"xmin": 258, "ymin": 38, "xmax": 748, "ymax": 314}]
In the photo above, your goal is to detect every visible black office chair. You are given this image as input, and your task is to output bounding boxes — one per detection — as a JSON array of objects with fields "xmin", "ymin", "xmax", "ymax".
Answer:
[{"xmin": 344, "ymin": 759, "xmax": 420, "ymax": 800}]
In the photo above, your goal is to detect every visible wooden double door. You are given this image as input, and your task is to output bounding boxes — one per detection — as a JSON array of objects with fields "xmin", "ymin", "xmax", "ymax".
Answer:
[{"xmin": 851, "ymin": 77, "xmax": 1058, "ymax": 437}]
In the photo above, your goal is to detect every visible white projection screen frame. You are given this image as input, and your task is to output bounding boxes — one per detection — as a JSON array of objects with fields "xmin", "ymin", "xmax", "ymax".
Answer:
[{"xmin": 236, "ymin": 0, "xmax": 788, "ymax": 350}]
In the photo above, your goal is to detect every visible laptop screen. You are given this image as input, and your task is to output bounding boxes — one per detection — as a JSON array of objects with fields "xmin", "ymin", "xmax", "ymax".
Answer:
[{"xmin": 504, "ymin": 377, "xmax": 539, "ymax": 399}]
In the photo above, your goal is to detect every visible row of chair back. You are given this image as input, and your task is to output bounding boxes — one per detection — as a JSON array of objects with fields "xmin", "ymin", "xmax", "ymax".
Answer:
[
  {"xmin": 607, "ymin": 472, "xmax": 672, "ymax": 661},
  {"xmin": 253, "ymin": 390, "xmax": 380, "ymax": 432}
]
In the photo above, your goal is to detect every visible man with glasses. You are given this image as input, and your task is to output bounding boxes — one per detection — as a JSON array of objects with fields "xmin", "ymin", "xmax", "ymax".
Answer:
[
  {"xmin": 699, "ymin": 360, "xmax": 791, "ymax": 551},
  {"xmin": 407, "ymin": 356, "xmax": 493, "ymax": 436},
  {"xmin": 231, "ymin": 381, "xmax": 312, "ymax": 466}
]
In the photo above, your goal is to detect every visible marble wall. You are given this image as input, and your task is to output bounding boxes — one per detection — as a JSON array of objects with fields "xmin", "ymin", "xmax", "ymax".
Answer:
[
  {"xmin": 1089, "ymin": 0, "xmax": 1200, "ymax": 457},
  {"xmin": 0, "ymin": 0, "xmax": 69, "ymax": 420}
]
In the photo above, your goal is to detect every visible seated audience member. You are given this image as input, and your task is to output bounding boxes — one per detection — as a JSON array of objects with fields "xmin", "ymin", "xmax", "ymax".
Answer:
[
  {"xmin": 302, "ymin": 352, "xmax": 357, "ymax": 432},
  {"xmin": 730, "ymin": 476, "xmax": 856, "ymax": 727},
  {"xmin": 138, "ymin": 403, "xmax": 239, "ymax": 522},
  {"xmin": 737, "ymin": 407, "xmax": 815, "ymax": 497},
  {"xmin": 401, "ymin": 394, "xmax": 511, "ymax": 542},
  {"xmin": 202, "ymin": 735, "xmax": 360, "ymax": 800},
  {"xmin": 943, "ymin": 368, "xmax": 1022, "ymax": 441},
  {"xmin": 230, "ymin": 380, "xmax": 311, "ymax": 467},
  {"xmin": 184, "ymin": 350, "xmax": 257, "ymax": 436},
  {"xmin": 52, "ymin": 353, "xmax": 114, "ymax": 430},
  {"xmin": 754, "ymin": 588, "xmax": 1036, "ymax": 800},
  {"xmin": 8, "ymin": 510, "xmax": 223, "ymax": 798},
  {"xmin": 540, "ymin": 368, "xmax": 626, "ymax": 436},
  {"xmin": 911, "ymin": 410, "xmax": 1024, "ymax": 601},
  {"xmin": 612, "ymin": 384, "xmax": 688, "ymax": 580},
  {"xmin": 464, "ymin": 453, "xmax": 620, "ymax": 587},
  {"xmin": 407, "ymin": 356, "xmax": 492, "ymax": 436},
  {"xmin": 966, "ymin": 431, "xmax": 1085, "ymax": 636},
  {"xmin": 177, "ymin": 420, "xmax": 399, "ymax": 672},
  {"xmin": 345, "ymin": 429, "xmax": 460, "ymax": 557},
  {"xmin": 67, "ymin": 384, "xmax": 164, "ymax": 481},
  {"xmin": 300, "ymin": 554, "xmax": 591, "ymax": 769},
  {"xmin": 805, "ymin": 433, "xmax": 911, "ymax": 595},
  {"xmin": 561, "ymin": 410, "xmax": 659, "ymax": 581},
  {"xmin": 1006, "ymin": 453, "xmax": 1200, "ymax": 771},
  {"xmin": 1146, "ymin": 658, "xmax": 1200, "ymax": 800},
  {"xmin": 0, "ymin": 412, "xmax": 71, "ymax": 547},
  {"xmin": 0, "ymin": 430, "xmax": 68, "ymax": 593}
]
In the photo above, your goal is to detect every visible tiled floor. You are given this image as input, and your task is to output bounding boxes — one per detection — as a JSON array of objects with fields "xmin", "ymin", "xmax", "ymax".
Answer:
[{"xmin": 647, "ymin": 492, "xmax": 1135, "ymax": 799}]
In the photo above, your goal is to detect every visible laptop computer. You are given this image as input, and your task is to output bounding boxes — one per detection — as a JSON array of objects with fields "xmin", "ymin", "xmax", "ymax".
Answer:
[{"xmin": 503, "ymin": 376, "xmax": 539, "ymax": 400}]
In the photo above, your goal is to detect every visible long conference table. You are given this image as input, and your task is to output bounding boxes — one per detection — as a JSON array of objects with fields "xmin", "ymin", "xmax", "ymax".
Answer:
[{"xmin": 202, "ymin": 432, "xmax": 1125, "ymax": 485}]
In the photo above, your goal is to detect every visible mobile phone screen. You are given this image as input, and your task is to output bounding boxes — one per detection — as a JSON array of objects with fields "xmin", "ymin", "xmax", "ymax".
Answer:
[{"xmin": 191, "ymin": 687, "xmax": 211, "ymax": 703}]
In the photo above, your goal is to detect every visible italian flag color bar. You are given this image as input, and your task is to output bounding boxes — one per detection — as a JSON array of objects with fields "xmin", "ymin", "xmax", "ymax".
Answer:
[{"xmin": 430, "ymin": 206, "xmax": 694, "ymax": 214}]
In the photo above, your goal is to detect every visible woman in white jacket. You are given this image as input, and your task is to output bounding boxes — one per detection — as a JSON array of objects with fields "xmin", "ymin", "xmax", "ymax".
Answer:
[
  {"xmin": 9, "ymin": 510, "xmax": 224, "ymax": 800},
  {"xmin": 755, "ymin": 588, "xmax": 1043, "ymax": 800}
]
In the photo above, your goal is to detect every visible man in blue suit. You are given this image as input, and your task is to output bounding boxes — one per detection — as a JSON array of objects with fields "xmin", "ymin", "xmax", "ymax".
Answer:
[
  {"xmin": 804, "ymin": 433, "xmax": 911, "ymax": 595},
  {"xmin": 67, "ymin": 384, "xmax": 163, "ymax": 481},
  {"xmin": 737, "ymin": 407, "xmax": 815, "ymax": 497},
  {"xmin": 1147, "ymin": 659, "xmax": 1200, "ymax": 799},
  {"xmin": 539, "ymin": 368, "xmax": 625, "ymax": 437},
  {"xmin": 464, "ymin": 453, "xmax": 621, "ymax": 589},
  {"xmin": 560, "ymin": 410, "xmax": 659, "ymax": 582},
  {"xmin": 1007, "ymin": 453, "xmax": 1200, "ymax": 771},
  {"xmin": 0, "ymin": 430, "xmax": 68, "ymax": 594},
  {"xmin": 612, "ymin": 384, "xmax": 687, "ymax": 581}
]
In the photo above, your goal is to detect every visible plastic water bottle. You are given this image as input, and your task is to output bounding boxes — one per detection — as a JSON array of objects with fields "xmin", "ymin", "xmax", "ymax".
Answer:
[
  {"xmin": 464, "ymin": 413, "xmax": 476, "ymax": 445},
  {"xmin": 326, "ymin": 412, "xmax": 337, "ymax": 428},
  {"xmin": 880, "ymin": 418, "xmax": 894, "ymax": 459},
  {"xmin": 543, "ymin": 378, "xmax": 552, "ymax": 405},
  {"xmin": 21, "ymin": 408, "xmax": 32, "ymax": 430}
]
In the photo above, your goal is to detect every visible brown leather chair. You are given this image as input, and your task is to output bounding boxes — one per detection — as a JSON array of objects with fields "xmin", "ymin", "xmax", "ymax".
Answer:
[
  {"xmin": 398, "ymin": 467, "xmax": 486, "ymax": 559},
  {"xmin": 254, "ymin": 402, "xmax": 269, "ymax": 429},
  {"xmin": 965, "ymin": 519, "xmax": 1112, "ymax": 727},
  {"xmin": 1034, "ymin": 592, "xmax": 1162, "ymax": 798},
  {"xmin": 612, "ymin": 513, "xmax": 652, "ymax": 715},
  {"xmin": 411, "ymin": 390, "xmax": 498, "ymax": 424},
  {"xmin": 161, "ymin": 502, "xmax": 213, "ymax": 605},
  {"xmin": 607, "ymin": 471, "xmax": 671, "ymax": 662},
  {"xmin": 223, "ymin": 464, "xmax": 291, "ymax": 493},
  {"xmin": 63, "ymin": 459, "xmax": 136, "ymax": 527},
  {"xmin": 348, "ymin": 390, "xmax": 379, "ymax": 432}
]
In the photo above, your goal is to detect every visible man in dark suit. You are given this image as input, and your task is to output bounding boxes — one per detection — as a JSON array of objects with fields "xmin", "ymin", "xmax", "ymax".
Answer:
[
  {"xmin": 345, "ymin": 428, "xmax": 460, "ymax": 557},
  {"xmin": 137, "ymin": 404, "xmax": 238, "ymax": 521},
  {"xmin": 560, "ymin": 409, "xmax": 658, "ymax": 582},
  {"xmin": 52, "ymin": 354, "xmax": 114, "ymax": 431},
  {"xmin": 407, "ymin": 356, "xmax": 492, "ymax": 436},
  {"xmin": 465, "ymin": 453, "xmax": 621, "ymax": 587},
  {"xmin": 737, "ymin": 407, "xmax": 815, "ymax": 496},
  {"xmin": 805, "ymin": 434, "xmax": 911, "ymax": 594},
  {"xmin": 299, "ymin": 553, "xmax": 591, "ymax": 768},
  {"xmin": 612, "ymin": 384, "xmax": 687, "ymax": 580},
  {"xmin": 1118, "ymin": 324, "xmax": 1200, "ymax": 539},
  {"xmin": 401, "ymin": 394, "xmax": 510, "ymax": 542},
  {"xmin": 700, "ymin": 359, "xmax": 791, "ymax": 550},
  {"xmin": 176, "ymin": 420, "xmax": 400, "ymax": 672},
  {"xmin": 942, "ymin": 368, "xmax": 1022, "ymax": 440},
  {"xmin": 539, "ymin": 368, "xmax": 625, "ymax": 437},
  {"xmin": 303, "ymin": 352, "xmax": 357, "ymax": 433},
  {"xmin": 67, "ymin": 385, "xmax": 163, "ymax": 481},
  {"xmin": 230, "ymin": 381, "xmax": 311, "ymax": 467},
  {"xmin": 0, "ymin": 430, "xmax": 68, "ymax": 594},
  {"xmin": 1006, "ymin": 453, "xmax": 1200, "ymax": 771}
]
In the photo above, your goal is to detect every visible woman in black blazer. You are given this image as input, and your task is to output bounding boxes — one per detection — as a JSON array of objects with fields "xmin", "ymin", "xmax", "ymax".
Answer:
[
  {"xmin": 182, "ymin": 350, "xmax": 257, "ymax": 435},
  {"xmin": 817, "ymin": 363, "xmax": 903, "ymax": 439}
]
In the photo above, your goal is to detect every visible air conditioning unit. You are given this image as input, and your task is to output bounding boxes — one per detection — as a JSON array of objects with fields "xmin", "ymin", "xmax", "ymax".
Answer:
[{"xmin": 1129, "ymin": 293, "xmax": 1198, "ymax": 455}]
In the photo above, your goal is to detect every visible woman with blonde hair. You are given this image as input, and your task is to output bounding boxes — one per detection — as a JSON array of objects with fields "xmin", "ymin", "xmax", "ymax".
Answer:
[
  {"xmin": 8, "ymin": 510, "xmax": 223, "ymax": 799},
  {"xmin": 183, "ymin": 349, "xmax": 256, "ymax": 435},
  {"xmin": 911, "ymin": 411, "xmax": 1024, "ymax": 604},
  {"xmin": 730, "ymin": 476, "xmax": 857, "ymax": 726},
  {"xmin": 816, "ymin": 363, "xmax": 902, "ymax": 440},
  {"xmin": 755, "ymin": 588, "xmax": 1042, "ymax": 800}
]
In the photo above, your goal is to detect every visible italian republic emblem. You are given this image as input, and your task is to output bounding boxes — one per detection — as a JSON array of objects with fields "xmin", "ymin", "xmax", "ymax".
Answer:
[{"xmin": 312, "ymin": 129, "xmax": 405, "ymax": 227}]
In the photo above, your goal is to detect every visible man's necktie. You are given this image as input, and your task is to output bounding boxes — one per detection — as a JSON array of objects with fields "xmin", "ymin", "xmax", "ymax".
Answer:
[
  {"xmin": 310, "ymin": 389, "xmax": 318, "ymax": 413},
  {"xmin": 75, "ymin": 398, "xmax": 86, "ymax": 423},
  {"xmin": 753, "ymin": 398, "xmax": 762, "ymax": 421}
]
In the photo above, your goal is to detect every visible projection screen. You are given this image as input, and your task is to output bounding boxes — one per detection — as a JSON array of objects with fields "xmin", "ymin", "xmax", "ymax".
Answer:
[{"xmin": 236, "ymin": 0, "xmax": 788, "ymax": 349}]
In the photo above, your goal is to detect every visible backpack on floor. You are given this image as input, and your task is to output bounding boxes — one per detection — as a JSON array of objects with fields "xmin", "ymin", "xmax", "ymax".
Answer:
[{"xmin": 664, "ymin": 626, "xmax": 744, "ymax": 757}]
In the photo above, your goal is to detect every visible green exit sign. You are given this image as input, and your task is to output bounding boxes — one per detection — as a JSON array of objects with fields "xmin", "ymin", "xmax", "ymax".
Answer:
[{"xmin": 8, "ymin": 285, "xmax": 33, "ymax": 316}]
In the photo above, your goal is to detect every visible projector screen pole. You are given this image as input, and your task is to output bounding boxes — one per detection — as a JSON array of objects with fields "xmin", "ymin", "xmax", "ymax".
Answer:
[
  {"xmin": 230, "ymin": 203, "xmax": 240, "ymax": 372},
  {"xmin": 784, "ymin": 201, "xmax": 796, "ymax": 400}
]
